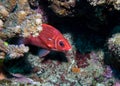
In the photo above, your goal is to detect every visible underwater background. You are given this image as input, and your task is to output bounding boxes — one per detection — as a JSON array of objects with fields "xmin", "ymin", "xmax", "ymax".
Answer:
[{"xmin": 0, "ymin": 0, "xmax": 120, "ymax": 85}]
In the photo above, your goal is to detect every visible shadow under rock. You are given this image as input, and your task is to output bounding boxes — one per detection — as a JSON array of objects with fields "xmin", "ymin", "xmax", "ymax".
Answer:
[
  {"xmin": 25, "ymin": 44, "xmax": 68, "ymax": 63},
  {"xmin": 41, "ymin": 51, "xmax": 68, "ymax": 63},
  {"xmin": 3, "ymin": 54, "xmax": 33, "ymax": 75},
  {"xmin": 104, "ymin": 49, "xmax": 120, "ymax": 79}
]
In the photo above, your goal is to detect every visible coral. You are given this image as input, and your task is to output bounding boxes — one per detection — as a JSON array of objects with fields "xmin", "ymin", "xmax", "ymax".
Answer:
[
  {"xmin": 0, "ymin": 0, "xmax": 17, "ymax": 21},
  {"xmin": 15, "ymin": 0, "xmax": 32, "ymax": 13},
  {"xmin": 0, "ymin": 5, "xmax": 9, "ymax": 16},
  {"xmin": 114, "ymin": 81, "xmax": 120, "ymax": 86},
  {"xmin": 48, "ymin": 0, "xmax": 76, "ymax": 16},
  {"xmin": 88, "ymin": 0, "xmax": 106, "ymax": 6},
  {"xmin": 0, "ymin": 79, "xmax": 40, "ymax": 86},
  {"xmin": 20, "ymin": 13, "xmax": 43, "ymax": 37},
  {"xmin": 0, "ymin": 39, "xmax": 8, "ymax": 53},
  {"xmin": 7, "ymin": 44, "xmax": 29, "ymax": 59},
  {"xmin": 108, "ymin": 33, "xmax": 120, "ymax": 57},
  {"xmin": 114, "ymin": 0, "xmax": 120, "ymax": 10},
  {"xmin": 103, "ymin": 66, "xmax": 113, "ymax": 79},
  {"xmin": 0, "ymin": 0, "xmax": 17, "ymax": 12},
  {"xmin": 0, "ymin": 0, "xmax": 45, "ymax": 83},
  {"xmin": 0, "ymin": 52, "xmax": 5, "ymax": 59},
  {"xmin": 0, "ymin": 0, "xmax": 44, "ymax": 40},
  {"xmin": 104, "ymin": 33, "xmax": 120, "ymax": 80},
  {"xmin": 0, "ymin": 39, "xmax": 29, "ymax": 59},
  {"xmin": 0, "ymin": 12, "xmax": 43, "ymax": 39},
  {"xmin": 0, "ymin": 5, "xmax": 9, "ymax": 21},
  {"xmin": 87, "ymin": 0, "xmax": 120, "ymax": 10},
  {"xmin": 4, "ymin": 10, "xmax": 34, "ymax": 28},
  {"xmin": 0, "ymin": 27, "xmax": 21, "ymax": 40},
  {"xmin": 85, "ymin": 51, "xmax": 104, "ymax": 78},
  {"xmin": 28, "ymin": 0, "xmax": 39, "ymax": 8}
]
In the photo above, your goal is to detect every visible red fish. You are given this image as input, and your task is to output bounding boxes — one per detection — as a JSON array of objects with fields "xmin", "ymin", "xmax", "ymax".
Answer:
[{"xmin": 24, "ymin": 24, "xmax": 71, "ymax": 57}]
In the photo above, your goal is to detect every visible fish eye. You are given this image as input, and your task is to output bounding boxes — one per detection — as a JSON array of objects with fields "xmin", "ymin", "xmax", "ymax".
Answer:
[{"xmin": 59, "ymin": 41, "xmax": 64, "ymax": 47}]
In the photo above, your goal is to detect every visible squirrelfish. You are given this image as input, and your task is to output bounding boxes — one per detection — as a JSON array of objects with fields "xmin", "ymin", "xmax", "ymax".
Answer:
[{"xmin": 24, "ymin": 24, "xmax": 71, "ymax": 57}]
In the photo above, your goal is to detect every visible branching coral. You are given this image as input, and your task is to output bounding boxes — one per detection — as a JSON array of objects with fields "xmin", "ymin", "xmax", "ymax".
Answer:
[
  {"xmin": 0, "ymin": 39, "xmax": 29, "ymax": 59},
  {"xmin": 7, "ymin": 44, "xmax": 29, "ymax": 59},
  {"xmin": 0, "ymin": 0, "xmax": 47, "ymax": 83},
  {"xmin": 0, "ymin": 0, "xmax": 45, "ymax": 84},
  {"xmin": 0, "ymin": 39, "xmax": 29, "ymax": 81},
  {"xmin": 0, "ymin": 5, "xmax": 46, "ymax": 67},
  {"xmin": 0, "ymin": 0, "xmax": 44, "ymax": 68}
]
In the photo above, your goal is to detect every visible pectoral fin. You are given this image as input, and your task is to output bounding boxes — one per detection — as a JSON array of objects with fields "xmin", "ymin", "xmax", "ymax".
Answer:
[{"xmin": 38, "ymin": 49, "xmax": 50, "ymax": 58}]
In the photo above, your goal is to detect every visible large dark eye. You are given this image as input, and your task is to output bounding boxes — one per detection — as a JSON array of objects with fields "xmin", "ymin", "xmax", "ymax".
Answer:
[{"xmin": 59, "ymin": 41, "xmax": 64, "ymax": 47}]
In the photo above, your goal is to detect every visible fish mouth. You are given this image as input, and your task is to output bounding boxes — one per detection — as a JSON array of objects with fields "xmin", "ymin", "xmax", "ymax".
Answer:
[
  {"xmin": 65, "ymin": 48, "xmax": 72, "ymax": 52},
  {"xmin": 63, "ymin": 45, "xmax": 72, "ymax": 52},
  {"xmin": 66, "ymin": 44, "xmax": 72, "ymax": 51},
  {"xmin": 68, "ymin": 48, "xmax": 72, "ymax": 51},
  {"xmin": 62, "ymin": 48, "xmax": 72, "ymax": 55}
]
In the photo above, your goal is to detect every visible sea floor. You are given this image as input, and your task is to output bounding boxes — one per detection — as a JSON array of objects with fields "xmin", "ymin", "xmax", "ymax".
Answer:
[{"xmin": 0, "ymin": 34, "xmax": 117, "ymax": 85}]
